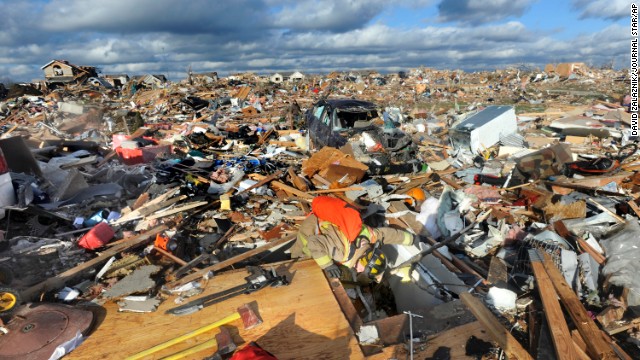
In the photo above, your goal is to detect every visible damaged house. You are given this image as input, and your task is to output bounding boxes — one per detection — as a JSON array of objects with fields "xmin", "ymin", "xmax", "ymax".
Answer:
[
  {"xmin": 41, "ymin": 59, "xmax": 98, "ymax": 85},
  {"xmin": 103, "ymin": 74, "xmax": 130, "ymax": 89},
  {"xmin": 270, "ymin": 71, "xmax": 305, "ymax": 84},
  {"xmin": 132, "ymin": 74, "xmax": 168, "ymax": 89}
]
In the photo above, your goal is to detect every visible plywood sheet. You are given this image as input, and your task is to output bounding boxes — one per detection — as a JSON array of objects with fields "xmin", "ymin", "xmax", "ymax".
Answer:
[
  {"xmin": 369, "ymin": 321, "xmax": 495, "ymax": 360},
  {"xmin": 66, "ymin": 260, "xmax": 365, "ymax": 360}
]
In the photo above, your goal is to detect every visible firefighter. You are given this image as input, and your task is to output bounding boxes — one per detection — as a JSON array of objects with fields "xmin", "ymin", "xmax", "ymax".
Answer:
[{"xmin": 292, "ymin": 196, "xmax": 415, "ymax": 280}]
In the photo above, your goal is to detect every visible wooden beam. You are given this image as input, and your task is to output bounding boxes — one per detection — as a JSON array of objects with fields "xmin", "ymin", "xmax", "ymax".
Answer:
[
  {"xmin": 529, "ymin": 250, "xmax": 578, "ymax": 360},
  {"xmin": 459, "ymin": 293, "xmax": 534, "ymax": 360},
  {"xmin": 21, "ymin": 224, "xmax": 169, "ymax": 301},
  {"xmin": 626, "ymin": 200, "xmax": 640, "ymax": 218},
  {"xmin": 439, "ymin": 175, "xmax": 462, "ymax": 190},
  {"xmin": 328, "ymin": 278, "xmax": 362, "ymax": 332},
  {"xmin": 271, "ymin": 180, "xmax": 314, "ymax": 199},
  {"xmin": 570, "ymin": 331, "xmax": 594, "ymax": 360},
  {"xmin": 253, "ymin": 174, "xmax": 314, "ymax": 199},
  {"xmin": 553, "ymin": 221, "xmax": 605, "ymax": 264},
  {"xmin": 153, "ymin": 247, "xmax": 188, "ymax": 266},
  {"xmin": 540, "ymin": 252, "xmax": 618, "ymax": 360},
  {"xmin": 601, "ymin": 332, "xmax": 634, "ymax": 360},
  {"xmin": 167, "ymin": 234, "xmax": 297, "ymax": 287}
]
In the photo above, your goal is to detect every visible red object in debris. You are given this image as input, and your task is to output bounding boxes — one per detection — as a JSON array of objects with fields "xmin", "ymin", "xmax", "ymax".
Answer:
[
  {"xmin": 115, "ymin": 145, "xmax": 171, "ymax": 165},
  {"xmin": 0, "ymin": 148, "xmax": 8, "ymax": 175},
  {"xmin": 78, "ymin": 222, "xmax": 115, "ymax": 250},
  {"xmin": 229, "ymin": 342, "xmax": 278, "ymax": 360},
  {"xmin": 112, "ymin": 134, "xmax": 172, "ymax": 165}
]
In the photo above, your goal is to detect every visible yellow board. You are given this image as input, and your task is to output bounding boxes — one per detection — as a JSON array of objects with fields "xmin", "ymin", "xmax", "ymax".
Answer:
[{"xmin": 66, "ymin": 260, "xmax": 365, "ymax": 360}]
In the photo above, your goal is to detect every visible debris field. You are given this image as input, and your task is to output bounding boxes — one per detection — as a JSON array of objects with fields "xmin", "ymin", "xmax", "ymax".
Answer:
[{"xmin": 0, "ymin": 61, "xmax": 638, "ymax": 359}]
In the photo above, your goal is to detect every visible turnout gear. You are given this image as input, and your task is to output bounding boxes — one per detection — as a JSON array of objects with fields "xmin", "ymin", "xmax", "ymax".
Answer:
[
  {"xmin": 292, "ymin": 196, "xmax": 414, "ymax": 277},
  {"xmin": 311, "ymin": 196, "xmax": 362, "ymax": 242},
  {"xmin": 359, "ymin": 246, "xmax": 387, "ymax": 279}
]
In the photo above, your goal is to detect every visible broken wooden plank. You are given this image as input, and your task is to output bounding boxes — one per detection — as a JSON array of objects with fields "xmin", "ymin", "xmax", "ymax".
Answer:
[
  {"xmin": 603, "ymin": 317, "xmax": 640, "ymax": 336},
  {"xmin": 21, "ymin": 224, "xmax": 169, "ymax": 302},
  {"xmin": 529, "ymin": 249, "xmax": 578, "ymax": 360},
  {"xmin": 144, "ymin": 201, "xmax": 208, "ymax": 221},
  {"xmin": 626, "ymin": 200, "xmax": 640, "ymax": 218},
  {"xmin": 272, "ymin": 180, "xmax": 314, "ymax": 199},
  {"xmin": 570, "ymin": 330, "xmax": 594, "ymax": 360},
  {"xmin": 540, "ymin": 252, "xmax": 618, "ymax": 360},
  {"xmin": 113, "ymin": 188, "xmax": 181, "ymax": 225},
  {"xmin": 312, "ymin": 174, "xmax": 332, "ymax": 187},
  {"xmin": 328, "ymin": 278, "xmax": 363, "ymax": 333},
  {"xmin": 153, "ymin": 247, "xmax": 188, "ymax": 267},
  {"xmin": 588, "ymin": 199, "xmax": 625, "ymax": 223},
  {"xmin": 578, "ymin": 239, "xmax": 606, "ymax": 265},
  {"xmin": 459, "ymin": 292, "xmax": 534, "ymax": 360},
  {"xmin": 131, "ymin": 192, "xmax": 150, "ymax": 211},
  {"xmin": 257, "ymin": 127, "xmax": 274, "ymax": 145},
  {"xmin": 253, "ymin": 173, "xmax": 314, "ymax": 199},
  {"xmin": 601, "ymin": 332, "xmax": 634, "ymax": 360},
  {"xmin": 167, "ymin": 234, "xmax": 297, "ymax": 287},
  {"xmin": 439, "ymin": 175, "xmax": 462, "ymax": 189},
  {"xmin": 553, "ymin": 221, "xmax": 606, "ymax": 264},
  {"xmin": 237, "ymin": 170, "xmax": 282, "ymax": 196},
  {"xmin": 287, "ymin": 168, "xmax": 309, "ymax": 192}
]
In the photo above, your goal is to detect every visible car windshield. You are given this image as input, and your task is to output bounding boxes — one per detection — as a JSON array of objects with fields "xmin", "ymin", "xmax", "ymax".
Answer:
[{"xmin": 333, "ymin": 108, "xmax": 378, "ymax": 130}]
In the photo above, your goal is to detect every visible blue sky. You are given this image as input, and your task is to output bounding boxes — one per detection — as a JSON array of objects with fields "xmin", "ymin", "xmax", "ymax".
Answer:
[{"xmin": 0, "ymin": 0, "xmax": 632, "ymax": 83}]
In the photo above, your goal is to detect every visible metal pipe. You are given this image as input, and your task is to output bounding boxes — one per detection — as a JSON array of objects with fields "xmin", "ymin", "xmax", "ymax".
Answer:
[{"xmin": 403, "ymin": 311, "xmax": 424, "ymax": 360}]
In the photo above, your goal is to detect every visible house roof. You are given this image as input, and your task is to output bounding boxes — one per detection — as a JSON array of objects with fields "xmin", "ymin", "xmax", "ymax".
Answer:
[
  {"xmin": 41, "ymin": 59, "xmax": 94, "ymax": 73},
  {"xmin": 273, "ymin": 71, "xmax": 304, "ymax": 77},
  {"xmin": 41, "ymin": 59, "xmax": 73, "ymax": 70}
]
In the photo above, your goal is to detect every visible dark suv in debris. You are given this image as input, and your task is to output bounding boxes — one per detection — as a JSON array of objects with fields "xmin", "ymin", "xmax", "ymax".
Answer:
[{"xmin": 305, "ymin": 98, "xmax": 421, "ymax": 174}]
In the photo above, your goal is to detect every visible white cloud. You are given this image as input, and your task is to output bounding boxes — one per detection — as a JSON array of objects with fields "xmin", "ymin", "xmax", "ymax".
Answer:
[
  {"xmin": 0, "ymin": 0, "xmax": 629, "ymax": 83},
  {"xmin": 40, "ymin": 0, "xmax": 270, "ymax": 36},
  {"xmin": 572, "ymin": 0, "xmax": 628, "ymax": 20},
  {"xmin": 437, "ymin": 0, "xmax": 535, "ymax": 24},
  {"xmin": 272, "ymin": 0, "xmax": 387, "ymax": 32}
]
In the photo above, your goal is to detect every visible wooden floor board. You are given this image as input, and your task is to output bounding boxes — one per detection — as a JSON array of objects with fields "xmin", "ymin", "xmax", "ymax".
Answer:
[{"xmin": 66, "ymin": 260, "xmax": 365, "ymax": 360}]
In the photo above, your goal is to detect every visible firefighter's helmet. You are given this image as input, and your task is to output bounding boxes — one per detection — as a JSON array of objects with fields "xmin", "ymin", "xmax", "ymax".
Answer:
[{"xmin": 358, "ymin": 247, "xmax": 387, "ymax": 279}]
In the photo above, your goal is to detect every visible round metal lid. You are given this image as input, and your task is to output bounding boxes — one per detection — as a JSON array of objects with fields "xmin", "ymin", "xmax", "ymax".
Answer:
[{"xmin": 0, "ymin": 303, "xmax": 93, "ymax": 360}]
